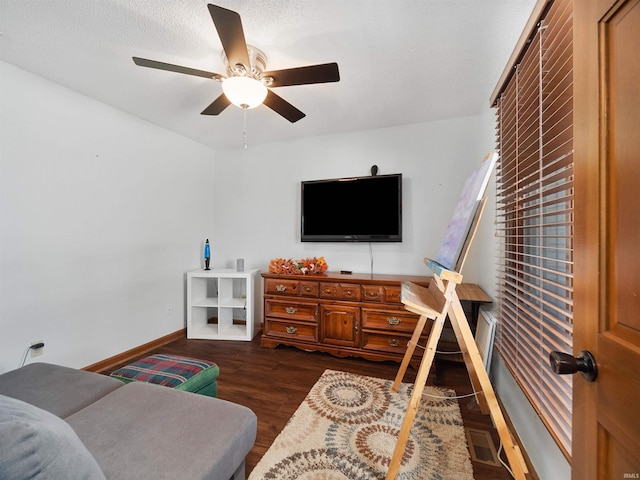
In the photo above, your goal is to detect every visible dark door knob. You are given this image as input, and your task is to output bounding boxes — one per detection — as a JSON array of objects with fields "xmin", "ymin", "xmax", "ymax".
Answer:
[{"xmin": 549, "ymin": 350, "xmax": 598, "ymax": 382}]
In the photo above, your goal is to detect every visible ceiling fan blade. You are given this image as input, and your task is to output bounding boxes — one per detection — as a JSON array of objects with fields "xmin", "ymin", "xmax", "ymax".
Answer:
[
  {"xmin": 133, "ymin": 57, "xmax": 221, "ymax": 80},
  {"xmin": 201, "ymin": 94, "xmax": 231, "ymax": 115},
  {"xmin": 263, "ymin": 90, "xmax": 306, "ymax": 123},
  {"xmin": 208, "ymin": 4, "xmax": 250, "ymax": 72},
  {"xmin": 263, "ymin": 62, "xmax": 340, "ymax": 88}
]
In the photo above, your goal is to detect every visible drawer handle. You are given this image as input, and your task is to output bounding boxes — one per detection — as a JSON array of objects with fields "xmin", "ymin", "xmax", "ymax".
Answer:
[
  {"xmin": 345, "ymin": 290, "xmax": 353, "ymax": 296},
  {"xmin": 366, "ymin": 291, "xmax": 380, "ymax": 298},
  {"xmin": 276, "ymin": 284, "xmax": 287, "ymax": 292},
  {"xmin": 302, "ymin": 286, "xmax": 313, "ymax": 293},
  {"xmin": 323, "ymin": 288, "xmax": 336, "ymax": 295},
  {"xmin": 388, "ymin": 338, "xmax": 400, "ymax": 347},
  {"xmin": 285, "ymin": 307, "xmax": 297, "ymax": 314},
  {"xmin": 286, "ymin": 326, "xmax": 298, "ymax": 335},
  {"xmin": 387, "ymin": 316, "xmax": 401, "ymax": 326}
]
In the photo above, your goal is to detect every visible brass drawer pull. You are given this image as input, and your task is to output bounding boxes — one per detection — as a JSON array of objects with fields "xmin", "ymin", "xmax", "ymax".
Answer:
[
  {"xmin": 302, "ymin": 286, "xmax": 313, "ymax": 293},
  {"xmin": 366, "ymin": 291, "xmax": 380, "ymax": 298},
  {"xmin": 286, "ymin": 326, "xmax": 298, "ymax": 335},
  {"xmin": 276, "ymin": 284, "xmax": 287, "ymax": 292},
  {"xmin": 345, "ymin": 290, "xmax": 353, "ymax": 296},
  {"xmin": 388, "ymin": 338, "xmax": 400, "ymax": 347},
  {"xmin": 285, "ymin": 306, "xmax": 297, "ymax": 314},
  {"xmin": 387, "ymin": 316, "xmax": 401, "ymax": 326},
  {"xmin": 323, "ymin": 288, "xmax": 336, "ymax": 295}
]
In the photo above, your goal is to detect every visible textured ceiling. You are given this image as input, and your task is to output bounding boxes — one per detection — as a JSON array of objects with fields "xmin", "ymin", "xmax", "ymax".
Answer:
[{"xmin": 0, "ymin": 0, "xmax": 535, "ymax": 150}]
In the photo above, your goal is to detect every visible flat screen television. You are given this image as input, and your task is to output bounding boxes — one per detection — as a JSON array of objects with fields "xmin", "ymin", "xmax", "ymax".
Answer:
[{"xmin": 301, "ymin": 173, "xmax": 402, "ymax": 242}]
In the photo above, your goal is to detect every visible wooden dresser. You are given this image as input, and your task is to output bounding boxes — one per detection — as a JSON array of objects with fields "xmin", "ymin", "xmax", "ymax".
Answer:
[{"xmin": 261, "ymin": 271, "xmax": 491, "ymax": 364}]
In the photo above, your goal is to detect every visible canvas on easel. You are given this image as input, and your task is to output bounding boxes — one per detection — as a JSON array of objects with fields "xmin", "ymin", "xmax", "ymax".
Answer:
[
  {"xmin": 385, "ymin": 152, "xmax": 528, "ymax": 480},
  {"xmin": 435, "ymin": 152, "xmax": 497, "ymax": 271}
]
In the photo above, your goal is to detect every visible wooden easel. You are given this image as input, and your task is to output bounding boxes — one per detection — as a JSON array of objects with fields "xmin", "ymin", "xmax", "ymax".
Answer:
[{"xmin": 385, "ymin": 197, "xmax": 528, "ymax": 480}]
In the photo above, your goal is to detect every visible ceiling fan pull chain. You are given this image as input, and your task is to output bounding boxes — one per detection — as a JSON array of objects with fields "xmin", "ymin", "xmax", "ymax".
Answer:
[{"xmin": 243, "ymin": 106, "xmax": 249, "ymax": 149}]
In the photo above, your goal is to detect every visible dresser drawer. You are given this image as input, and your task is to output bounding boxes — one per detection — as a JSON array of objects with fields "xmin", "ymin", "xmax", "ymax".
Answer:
[
  {"xmin": 361, "ymin": 332, "xmax": 411, "ymax": 355},
  {"xmin": 264, "ymin": 319, "xmax": 318, "ymax": 343},
  {"xmin": 362, "ymin": 285, "xmax": 384, "ymax": 302},
  {"xmin": 384, "ymin": 286, "xmax": 402, "ymax": 303},
  {"xmin": 300, "ymin": 281, "xmax": 319, "ymax": 297},
  {"xmin": 265, "ymin": 279, "xmax": 300, "ymax": 296},
  {"xmin": 320, "ymin": 283, "xmax": 361, "ymax": 301},
  {"xmin": 362, "ymin": 309, "xmax": 422, "ymax": 333},
  {"xmin": 264, "ymin": 299, "xmax": 317, "ymax": 322}
]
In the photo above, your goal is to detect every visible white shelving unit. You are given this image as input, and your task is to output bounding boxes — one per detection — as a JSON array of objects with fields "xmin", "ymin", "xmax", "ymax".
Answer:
[{"xmin": 187, "ymin": 269, "xmax": 260, "ymax": 341}]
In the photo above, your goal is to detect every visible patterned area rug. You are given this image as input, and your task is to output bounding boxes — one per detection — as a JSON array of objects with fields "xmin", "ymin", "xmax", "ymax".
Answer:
[{"xmin": 249, "ymin": 369, "xmax": 474, "ymax": 480}]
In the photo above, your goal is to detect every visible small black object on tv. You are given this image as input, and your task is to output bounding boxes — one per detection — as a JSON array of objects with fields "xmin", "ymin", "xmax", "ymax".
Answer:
[{"xmin": 301, "ymin": 173, "xmax": 402, "ymax": 242}]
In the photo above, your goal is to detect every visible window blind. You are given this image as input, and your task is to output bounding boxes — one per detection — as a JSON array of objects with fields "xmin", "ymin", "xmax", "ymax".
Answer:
[{"xmin": 493, "ymin": 0, "xmax": 574, "ymax": 459}]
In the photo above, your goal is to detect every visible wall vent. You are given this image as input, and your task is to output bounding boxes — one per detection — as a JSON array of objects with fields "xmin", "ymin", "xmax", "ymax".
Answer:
[{"xmin": 465, "ymin": 427, "xmax": 501, "ymax": 467}]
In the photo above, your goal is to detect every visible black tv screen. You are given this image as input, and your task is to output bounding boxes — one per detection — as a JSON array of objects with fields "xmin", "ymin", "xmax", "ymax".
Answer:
[{"xmin": 301, "ymin": 174, "xmax": 402, "ymax": 242}]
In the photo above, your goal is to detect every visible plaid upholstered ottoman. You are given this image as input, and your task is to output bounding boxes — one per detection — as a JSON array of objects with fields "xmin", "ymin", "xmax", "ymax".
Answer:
[{"xmin": 110, "ymin": 354, "xmax": 219, "ymax": 397}]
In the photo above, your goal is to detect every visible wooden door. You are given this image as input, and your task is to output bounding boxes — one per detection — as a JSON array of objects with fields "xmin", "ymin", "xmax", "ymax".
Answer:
[{"xmin": 573, "ymin": 0, "xmax": 640, "ymax": 477}]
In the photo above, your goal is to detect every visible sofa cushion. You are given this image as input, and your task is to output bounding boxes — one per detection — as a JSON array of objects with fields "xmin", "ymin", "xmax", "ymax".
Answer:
[
  {"xmin": 0, "ymin": 395, "xmax": 106, "ymax": 480},
  {"xmin": 0, "ymin": 363, "xmax": 124, "ymax": 418},
  {"xmin": 66, "ymin": 382, "xmax": 257, "ymax": 480}
]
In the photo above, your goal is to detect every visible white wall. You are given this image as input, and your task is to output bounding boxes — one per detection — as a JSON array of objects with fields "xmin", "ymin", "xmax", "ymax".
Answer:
[
  {"xmin": 0, "ymin": 60, "xmax": 569, "ymax": 479},
  {"xmin": 473, "ymin": 108, "xmax": 500, "ymax": 300},
  {"xmin": 212, "ymin": 115, "xmax": 492, "ymax": 282},
  {"xmin": 0, "ymin": 62, "xmax": 215, "ymax": 373}
]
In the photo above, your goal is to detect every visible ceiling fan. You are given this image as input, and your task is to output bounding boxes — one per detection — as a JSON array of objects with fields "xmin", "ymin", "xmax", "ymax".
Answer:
[{"xmin": 132, "ymin": 4, "xmax": 340, "ymax": 123}]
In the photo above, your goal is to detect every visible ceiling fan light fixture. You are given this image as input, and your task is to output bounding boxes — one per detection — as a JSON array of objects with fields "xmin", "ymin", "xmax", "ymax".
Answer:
[
  {"xmin": 133, "ymin": 7, "xmax": 339, "ymax": 123},
  {"xmin": 222, "ymin": 76, "xmax": 267, "ymax": 110}
]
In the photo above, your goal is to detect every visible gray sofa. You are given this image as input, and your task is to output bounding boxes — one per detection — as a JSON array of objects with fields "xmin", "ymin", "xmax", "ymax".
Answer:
[{"xmin": 0, "ymin": 362, "xmax": 257, "ymax": 480}]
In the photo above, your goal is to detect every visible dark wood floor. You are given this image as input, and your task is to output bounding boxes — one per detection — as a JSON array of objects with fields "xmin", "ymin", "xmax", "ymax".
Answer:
[{"xmin": 107, "ymin": 335, "xmax": 522, "ymax": 479}]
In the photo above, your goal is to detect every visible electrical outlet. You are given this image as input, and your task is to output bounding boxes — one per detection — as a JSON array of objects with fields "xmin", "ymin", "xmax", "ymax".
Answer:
[{"xmin": 31, "ymin": 340, "xmax": 44, "ymax": 358}]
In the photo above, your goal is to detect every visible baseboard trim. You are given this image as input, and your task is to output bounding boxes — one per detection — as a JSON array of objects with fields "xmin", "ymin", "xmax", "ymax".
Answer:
[{"xmin": 82, "ymin": 329, "xmax": 186, "ymax": 374}]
